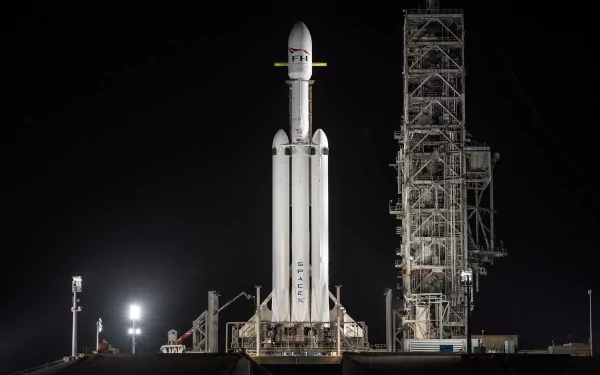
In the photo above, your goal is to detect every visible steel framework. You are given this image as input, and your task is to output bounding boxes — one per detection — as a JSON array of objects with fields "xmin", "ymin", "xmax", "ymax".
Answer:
[
  {"xmin": 226, "ymin": 320, "xmax": 369, "ymax": 356},
  {"xmin": 389, "ymin": 7, "xmax": 506, "ymax": 345},
  {"xmin": 226, "ymin": 289, "xmax": 369, "ymax": 356}
]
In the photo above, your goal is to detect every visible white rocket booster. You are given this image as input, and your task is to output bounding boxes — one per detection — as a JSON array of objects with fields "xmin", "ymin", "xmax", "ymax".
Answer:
[
  {"xmin": 272, "ymin": 129, "xmax": 290, "ymax": 323},
  {"xmin": 310, "ymin": 129, "xmax": 329, "ymax": 324},
  {"xmin": 271, "ymin": 22, "xmax": 329, "ymax": 323}
]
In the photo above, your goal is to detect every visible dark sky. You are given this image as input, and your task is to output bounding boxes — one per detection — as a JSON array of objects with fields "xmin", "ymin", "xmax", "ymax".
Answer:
[{"xmin": 12, "ymin": 3, "xmax": 599, "ymax": 373}]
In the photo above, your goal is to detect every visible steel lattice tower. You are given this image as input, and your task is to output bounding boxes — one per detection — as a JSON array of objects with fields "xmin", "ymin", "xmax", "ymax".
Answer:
[{"xmin": 389, "ymin": 3, "xmax": 507, "ymax": 344}]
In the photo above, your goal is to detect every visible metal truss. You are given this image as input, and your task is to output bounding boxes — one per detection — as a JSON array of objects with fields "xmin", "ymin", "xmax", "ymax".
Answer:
[
  {"xmin": 389, "ymin": 7, "xmax": 506, "ymax": 345},
  {"xmin": 226, "ymin": 321, "xmax": 370, "ymax": 356},
  {"xmin": 191, "ymin": 310, "xmax": 208, "ymax": 352}
]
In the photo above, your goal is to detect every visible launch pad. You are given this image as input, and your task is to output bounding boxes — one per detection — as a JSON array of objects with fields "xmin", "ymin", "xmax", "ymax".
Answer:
[
  {"xmin": 227, "ymin": 288, "xmax": 369, "ymax": 356},
  {"xmin": 160, "ymin": 288, "xmax": 371, "ymax": 357},
  {"xmin": 227, "ymin": 320, "xmax": 369, "ymax": 357}
]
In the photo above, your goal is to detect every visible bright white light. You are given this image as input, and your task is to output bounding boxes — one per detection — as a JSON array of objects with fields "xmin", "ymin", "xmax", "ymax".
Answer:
[
  {"xmin": 135, "ymin": 328, "xmax": 141, "ymax": 335},
  {"xmin": 128, "ymin": 328, "xmax": 134, "ymax": 334},
  {"xmin": 130, "ymin": 305, "xmax": 141, "ymax": 320},
  {"xmin": 99, "ymin": 327, "xmax": 102, "ymax": 332},
  {"xmin": 72, "ymin": 276, "xmax": 82, "ymax": 293},
  {"xmin": 461, "ymin": 270, "xmax": 472, "ymax": 278}
]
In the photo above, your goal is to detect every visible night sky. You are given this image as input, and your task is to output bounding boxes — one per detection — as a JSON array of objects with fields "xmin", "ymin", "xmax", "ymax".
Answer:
[{"xmin": 12, "ymin": 4, "xmax": 599, "ymax": 373}]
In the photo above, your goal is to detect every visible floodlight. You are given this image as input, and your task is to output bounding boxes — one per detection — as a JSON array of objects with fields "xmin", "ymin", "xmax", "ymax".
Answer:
[
  {"xmin": 135, "ymin": 328, "xmax": 141, "ymax": 335},
  {"xmin": 128, "ymin": 328, "xmax": 134, "ymax": 334},
  {"xmin": 460, "ymin": 270, "xmax": 472, "ymax": 281},
  {"xmin": 96, "ymin": 318, "xmax": 103, "ymax": 351},
  {"xmin": 72, "ymin": 276, "xmax": 82, "ymax": 293},
  {"xmin": 71, "ymin": 276, "xmax": 83, "ymax": 357},
  {"xmin": 130, "ymin": 305, "xmax": 141, "ymax": 320}
]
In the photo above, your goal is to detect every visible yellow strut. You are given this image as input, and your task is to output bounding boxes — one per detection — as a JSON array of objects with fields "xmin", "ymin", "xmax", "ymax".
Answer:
[{"xmin": 274, "ymin": 62, "xmax": 327, "ymax": 67}]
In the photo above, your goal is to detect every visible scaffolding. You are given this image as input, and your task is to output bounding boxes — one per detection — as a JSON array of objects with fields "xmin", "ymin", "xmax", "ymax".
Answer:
[
  {"xmin": 389, "ymin": 6, "xmax": 506, "ymax": 346},
  {"xmin": 226, "ymin": 288, "xmax": 370, "ymax": 356},
  {"xmin": 226, "ymin": 320, "xmax": 369, "ymax": 356}
]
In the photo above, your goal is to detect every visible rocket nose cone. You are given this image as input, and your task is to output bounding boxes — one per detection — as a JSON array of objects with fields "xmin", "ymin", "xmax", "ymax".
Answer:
[
  {"xmin": 288, "ymin": 22, "xmax": 312, "ymax": 80},
  {"xmin": 272, "ymin": 129, "xmax": 289, "ymax": 147},
  {"xmin": 288, "ymin": 22, "xmax": 312, "ymax": 53},
  {"xmin": 312, "ymin": 129, "xmax": 329, "ymax": 148}
]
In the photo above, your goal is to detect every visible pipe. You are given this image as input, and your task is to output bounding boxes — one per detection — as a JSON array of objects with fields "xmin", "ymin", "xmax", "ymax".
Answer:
[
  {"xmin": 256, "ymin": 286, "xmax": 261, "ymax": 356},
  {"xmin": 71, "ymin": 292, "xmax": 77, "ymax": 357},
  {"xmin": 336, "ymin": 285, "xmax": 342, "ymax": 356},
  {"xmin": 385, "ymin": 289, "xmax": 392, "ymax": 351}
]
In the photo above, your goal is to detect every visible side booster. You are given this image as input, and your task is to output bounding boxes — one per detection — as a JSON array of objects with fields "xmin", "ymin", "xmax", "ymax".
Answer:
[{"xmin": 272, "ymin": 22, "xmax": 330, "ymax": 324}]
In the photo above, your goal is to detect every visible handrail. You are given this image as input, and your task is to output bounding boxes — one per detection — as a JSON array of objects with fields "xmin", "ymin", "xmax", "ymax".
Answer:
[
  {"xmin": 405, "ymin": 9, "xmax": 463, "ymax": 15},
  {"xmin": 469, "ymin": 245, "xmax": 507, "ymax": 254}
]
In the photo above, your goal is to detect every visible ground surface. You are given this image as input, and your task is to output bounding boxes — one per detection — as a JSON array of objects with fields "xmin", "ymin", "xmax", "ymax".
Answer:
[{"xmin": 12, "ymin": 353, "xmax": 600, "ymax": 375}]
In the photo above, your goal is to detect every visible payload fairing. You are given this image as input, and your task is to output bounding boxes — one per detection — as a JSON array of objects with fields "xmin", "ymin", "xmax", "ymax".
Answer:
[{"xmin": 271, "ymin": 22, "xmax": 330, "ymax": 324}]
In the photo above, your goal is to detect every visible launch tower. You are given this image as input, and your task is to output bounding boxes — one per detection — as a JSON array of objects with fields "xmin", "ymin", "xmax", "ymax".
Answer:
[{"xmin": 389, "ymin": 2, "xmax": 507, "ymax": 349}]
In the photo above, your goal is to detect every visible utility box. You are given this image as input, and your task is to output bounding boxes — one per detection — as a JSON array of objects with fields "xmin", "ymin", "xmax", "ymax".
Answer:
[
  {"xmin": 504, "ymin": 340, "xmax": 515, "ymax": 354},
  {"xmin": 548, "ymin": 346, "xmax": 574, "ymax": 355},
  {"xmin": 168, "ymin": 330, "xmax": 178, "ymax": 345},
  {"xmin": 562, "ymin": 342, "xmax": 591, "ymax": 356},
  {"xmin": 453, "ymin": 334, "xmax": 519, "ymax": 352}
]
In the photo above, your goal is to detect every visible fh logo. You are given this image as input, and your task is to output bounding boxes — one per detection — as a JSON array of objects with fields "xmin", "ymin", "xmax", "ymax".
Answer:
[
  {"xmin": 289, "ymin": 47, "xmax": 310, "ymax": 63},
  {"xmin": 297, "ymin": 261, "xmax": 305, "ymax": 303},
  {"xmin": 291, "ymin": 55, "xmax": 309, "ymax": 62}
]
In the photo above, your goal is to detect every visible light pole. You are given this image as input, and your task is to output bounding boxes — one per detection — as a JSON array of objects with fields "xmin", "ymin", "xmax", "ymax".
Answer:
[
  {"xmin": 96, "ymin": 318, "xmax": 102, "ymax": 351},
  {"xmin": 481, "ymin": 330, "xmax": 484, "ymax": 349},
  {"xmin": 336, "ymin": 285, "xmax": 342, "ymax": 357},
  {"xmin": 461, "ymin": 269, "xmax": 473, "ymax": 354},
  {"xmin": 71, "ymin": 276, "xmax": 82, "ymax": 358},
  {"xmin": 589, "ymin": 290, "xmax": 593, "ymax": 357},
  {"xmin": 129, "ymin": 305, "xmax": 141, "ymax": 354},
  {"xmin": 385, "ymin": 289, "xmax": 392, "ymax": 352}
]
